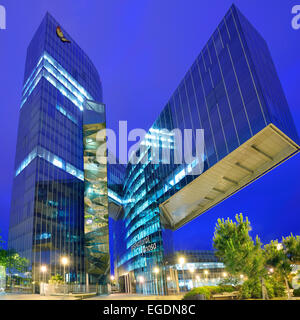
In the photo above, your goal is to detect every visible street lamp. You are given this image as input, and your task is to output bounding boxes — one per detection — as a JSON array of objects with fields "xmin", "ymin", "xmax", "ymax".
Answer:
[
  {"xmin": 138, "ymin": 276, "xmax": 145, "ymax": 294},
  {"xmin": 61, "ymin": 256, "xmax": 69, "ymax": 297},
  {"xmin": 153, "ymin": 267, "xmax": 159, "ymax": 295},
  {"xmin": 204, "ymin": 270, "xmax": 209, "ymax": 283},
  {"xmin": 40, "ymin": 265, "xmax": 47, "ymax": 296},
  {"xmin": 178, "ymin": 257, "xmax": 186, "ymax": 292},
  {"xmin": 196, "ymin": 275, "xmax": 200, "ymax": 286},
  {"xmin": 110, "ymin": 275, "xmax": 115, "ymax": 281},
  {"xmin": 189, "ymin": 267, "xmax": 195, "ymax": 288},
  {"xmin": 223, "ymin": 272, "xmax": 227, "ymax": 278}
]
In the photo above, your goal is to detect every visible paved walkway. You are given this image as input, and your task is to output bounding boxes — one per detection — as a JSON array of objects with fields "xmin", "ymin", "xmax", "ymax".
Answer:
[
  {"xmin": 0, "ymin": 293, "xmax": 78, "ymax": 300},
  {"xmin": 0, "ymin": 293, "xmax": 184, "ymax": 300},
  {"xmin": 87, "ymin": 293, "xmax": 184, "ymax": 300}
]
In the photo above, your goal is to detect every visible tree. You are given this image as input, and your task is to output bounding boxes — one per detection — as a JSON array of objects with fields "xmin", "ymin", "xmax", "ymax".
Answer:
[
  {"xmin": 283, "ymin": 234, "xmax": 300, "ymax": 264},
  {"xmin": 6, "ymin": 249, "xmax": 29, "ymax": 274},
  {"xmin": 265, "ymin": 235, "xmax": 300, "ymax": 299},
  {"xmin": 213, "ymin": 213, "xmax": 268, "ymax": 299},
  {"xmin": 264, "ymin": 240, "xmax": 291, "ymax": 298}
]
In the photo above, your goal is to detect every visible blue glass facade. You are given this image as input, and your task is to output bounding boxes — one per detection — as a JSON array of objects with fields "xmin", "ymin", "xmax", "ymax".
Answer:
[
  {"xmin": 114, "ymin": 5, "xmax": 299, "ymax": 294},
  {"xmin": 8, "ymin": 13, "xmax": 105, "ymax": 284}
]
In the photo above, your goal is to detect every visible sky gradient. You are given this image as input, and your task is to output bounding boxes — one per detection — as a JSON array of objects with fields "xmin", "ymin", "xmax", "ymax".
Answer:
[{"xmin": 0, "ymin": 0, "xmax": 299, "ymax": 251}]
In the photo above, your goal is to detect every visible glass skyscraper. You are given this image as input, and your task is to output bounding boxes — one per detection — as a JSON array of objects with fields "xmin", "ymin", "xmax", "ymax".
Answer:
[
  {"xmin": 113, "ymin": 4, "xmax": 299, "ymax": 294},
  {"xmin": 8, "ymin": 13, "xmax": 109, "ymax": 285}
]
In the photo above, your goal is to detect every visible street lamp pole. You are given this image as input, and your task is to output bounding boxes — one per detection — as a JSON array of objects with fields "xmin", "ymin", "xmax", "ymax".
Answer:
[
  {"xmin": 61, "ymin": 256, "xmax": 69, "ymax": 298},
  {"xmin": 40, "ymin": 265, "xmax": 47, "ymax": 296},
  {"xmin": 154, "ymin": 267, "xmax": 159, "ymax": 295},
  {"xmin": 178, "ymin": 257, "xmax": 185, "ymax": 292},
  {"xmin": 189, "ymin": 267, "xmax": 195, "ymax": 289}
]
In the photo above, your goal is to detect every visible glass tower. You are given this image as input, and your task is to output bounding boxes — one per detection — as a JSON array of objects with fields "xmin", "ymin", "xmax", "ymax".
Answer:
[
  {"xmin": 8, "ymin": 13, "xmax": 109, "ymax": 285},
  {"xmin": 114, "ymin": 4, "xmax": 299, "ymax": 294}
]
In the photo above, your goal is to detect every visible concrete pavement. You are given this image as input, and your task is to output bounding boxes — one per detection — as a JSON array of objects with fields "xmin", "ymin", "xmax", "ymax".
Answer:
[{"xmin": 0, "ymin": 293, "xmax": 184, "ymax": 300}]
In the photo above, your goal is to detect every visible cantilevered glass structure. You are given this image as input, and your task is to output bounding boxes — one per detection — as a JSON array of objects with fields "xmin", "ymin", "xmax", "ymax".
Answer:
[
  {"xmin": 114, "ymin": 4, "xmax": 299, "ymax": 294},
  {"xmin": 8, "ymin": 13, "xmax": 109, "ymax": 285}
]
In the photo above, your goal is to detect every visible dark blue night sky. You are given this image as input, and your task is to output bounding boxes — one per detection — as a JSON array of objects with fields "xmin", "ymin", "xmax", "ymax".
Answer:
[{"xmin": 0, "ymin": 0, "xmax": 299, "ymax": 251}]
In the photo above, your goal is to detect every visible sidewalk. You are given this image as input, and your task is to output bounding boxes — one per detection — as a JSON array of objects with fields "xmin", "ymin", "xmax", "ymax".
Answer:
[{"xmin": 0, "ymin": 293, "xmax": 78, "ymax": 300}]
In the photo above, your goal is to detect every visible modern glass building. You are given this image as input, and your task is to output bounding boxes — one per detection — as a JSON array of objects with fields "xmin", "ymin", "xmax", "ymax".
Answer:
[
  {"xmin": 165, "ymin": 250, "xmax": 225, "ymax": 293},
  {"xmin": 113, "ymin": 4, "xmax": 299, "ymax": 294},
  {"xmin": 8, "ymin": 13, "xmax": 109, "ymax": 285}
]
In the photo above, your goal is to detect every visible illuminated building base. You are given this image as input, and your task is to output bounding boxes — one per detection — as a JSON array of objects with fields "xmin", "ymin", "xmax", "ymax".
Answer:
[{"xmin": 160, "ymin": 124, "xmax": 300, "ymax": 230}]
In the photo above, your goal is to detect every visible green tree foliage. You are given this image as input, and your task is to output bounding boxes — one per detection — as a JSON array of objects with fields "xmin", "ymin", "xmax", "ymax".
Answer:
[
  {"xmin": 5, "ymin": 249, "xmax": 29, "ymax": 274},
  {"xmin": 213, "ymin": 214, "xmax": 268, "ymax": 299},
  {"xmin": 213, "ymin": 215, "xmax": 299, "ymax": 299},
  {"xmin": 0, "ymin": 231, "xmax": 29, "ymax": 273},
  {"xmin": 183, "ymin": 285, "xmax": 236, "ymax": 300},
  {"xmin": 213, "ymin": 214, "xmax": 266, "ymax": 277},
  {"xmin": 264, "ymin": 235, "xmax": 300, "ymax": 299},
  {"xmin": 49, "ymin": 274, "xmax": 64, "ymax": 284},
  {"xmin": 283, "ymin": 234, "xmax": 300, "ymax": 264},
  {"xmin": 240, "ymin": 276, "xmax": 285, "ymax": 299}
]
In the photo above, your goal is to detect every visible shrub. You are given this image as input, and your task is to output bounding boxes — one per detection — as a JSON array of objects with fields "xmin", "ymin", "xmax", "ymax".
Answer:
[
  {"xmin": 183, "ymin": 287, "xmax": 212, "ymax": 300},
  {"xmin": 293, "ymin": 288, "xmax": 300, "ymax": 297},
  {"xmin": 218, "ymin": 285, "xmax": 236, "ymax": 293},
  {"xmin": 267, "ymin": 277, "xmax": 286, "ymax": 298},
  {"xmin": 183, "ymin": 285, "xmax": 236, "ymax": 300},
  {"xmin": 240, "ymin": 278, "xmax": 262, "ymax": 299},
  {"xmin": 48, "ymin": 274, "xmax": 64, "ymax": 284},
  {"xmin": 240, "ymin": 277, "xmax": 286, "ymax": 299}
]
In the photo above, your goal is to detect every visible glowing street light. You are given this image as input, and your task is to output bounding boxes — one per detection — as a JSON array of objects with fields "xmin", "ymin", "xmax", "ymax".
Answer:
[
  {"xmin": 40, "ymin": 265, "xmax": 47, "ymax": 295},
  {"xmin": 223, "ymin": 272, "xmax": 228, "ymax": 278},
  {"xmin": 178, "ymin": 257, "xmax": 186, "ymax": 292},
  {"xmin": 41, "ymin": 265, "xmax": 47, "ymax": 273},
  {"xmin": 61, "ymin": 256, "xmax": 69, "ymax": 297},
  {"xmin": 110, "ymin": 275, "xmax": 115, "ymax": 281},
  {"xmin": 189, "ymin": 267, "xmax": 195, "ymax": 288}
]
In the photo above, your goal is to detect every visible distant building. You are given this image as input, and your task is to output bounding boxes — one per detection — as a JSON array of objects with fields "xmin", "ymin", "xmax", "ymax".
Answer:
[{"xmin": 164, "ymin": 250, "xmax": 225, "ymax": 293}]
